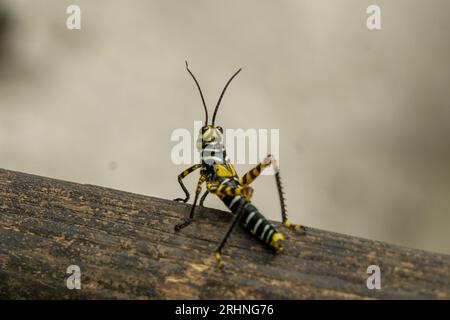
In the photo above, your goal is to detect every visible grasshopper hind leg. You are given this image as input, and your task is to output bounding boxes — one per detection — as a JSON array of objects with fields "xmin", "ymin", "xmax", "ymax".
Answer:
[
  {"xmin": 214, "ymin": 201, "xmax": 247, "ymax": 268},
  {"xmin": 273, "ymin": 161, "xmax": 307, "ymax": 233},
  {"xmin": 240, "ymin": 154, "xmax": 307, "ymax": 233}
]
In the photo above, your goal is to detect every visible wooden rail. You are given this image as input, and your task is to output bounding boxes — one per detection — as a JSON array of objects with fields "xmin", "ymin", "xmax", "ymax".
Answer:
[{"xmin": 0, "ymin": 168, "xmax": 449, "ymax": 299}]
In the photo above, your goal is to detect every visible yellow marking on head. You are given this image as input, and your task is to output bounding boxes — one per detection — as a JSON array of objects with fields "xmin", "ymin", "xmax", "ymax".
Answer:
[
  {"xmin": 201, "ymin": 126, "xmax": 224, "ymax": 142},
  {"xmin": 203, "ymin": 127, "xmax": 211, "ymax": 138},
  {"xmin": 196, "ymin": 138, "xmax": 203, "ymax": 151},
  {"xmin": 197, "ymin": 127, "xmax": 212, "ymax": 147}
]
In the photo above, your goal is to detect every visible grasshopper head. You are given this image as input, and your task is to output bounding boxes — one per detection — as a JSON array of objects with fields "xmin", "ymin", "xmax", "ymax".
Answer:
[{"xmin": 196, "ymin": 125, "xmax": 224, "ymax": 151}]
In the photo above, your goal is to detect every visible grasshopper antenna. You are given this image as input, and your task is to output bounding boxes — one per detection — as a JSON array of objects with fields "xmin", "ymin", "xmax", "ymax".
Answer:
[
  {"xmin": 212, "ymin": 68, "xmax": 242, "ymax": 125},
  {"xmin": 185, "ymin": 61, "xmax": 208, "ymax": 125}
]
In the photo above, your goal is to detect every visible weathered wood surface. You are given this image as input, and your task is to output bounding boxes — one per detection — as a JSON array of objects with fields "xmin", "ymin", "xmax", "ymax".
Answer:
[{"xmin": 0, "ymin": 168, "xmax": 449, "ymax": 299}]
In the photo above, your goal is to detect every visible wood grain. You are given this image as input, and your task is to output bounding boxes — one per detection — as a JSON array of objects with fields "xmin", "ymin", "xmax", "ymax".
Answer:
[{"xmin": 0, "ymin": 168, "xmax": 449, "ymax": 299}]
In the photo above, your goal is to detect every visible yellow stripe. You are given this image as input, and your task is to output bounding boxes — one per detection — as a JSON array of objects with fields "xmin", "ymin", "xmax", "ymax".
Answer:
[
  {"xmin": 202, "ymin": 127, "xmax": 211, "ymax": 139},
  {"xmin": 229, "ymin": 163, "xmax": 237, "ymax": 176},
  {"xmin": 181, "ymin": 170, "xmax": 190, "ymax": 178}
]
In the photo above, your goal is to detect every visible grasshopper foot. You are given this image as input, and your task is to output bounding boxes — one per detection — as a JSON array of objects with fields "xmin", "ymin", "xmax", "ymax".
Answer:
[
  {"xmin": 270, "ymin": 232, "xmax": 285, "ymax": 254},
  {"xmin": 215, "ymin": 251, "xmax": 225, "ymax": 269},
  {"xmin": 282, "ymin": 220, "xmax": 307, "ymax": 233},
  {"xmin": 174, "ymin": 219, "xmax": 193, "ymax": 231}
]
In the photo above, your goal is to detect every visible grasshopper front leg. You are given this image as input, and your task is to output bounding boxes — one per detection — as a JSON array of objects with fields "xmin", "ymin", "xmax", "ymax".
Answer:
[
  {"xmin": 175, "ymin": 175, "xmax": 206, "ymax": 231},
  {"xmin": 173, "ymin": 164, "xmax": 202, "ymax": 203}
]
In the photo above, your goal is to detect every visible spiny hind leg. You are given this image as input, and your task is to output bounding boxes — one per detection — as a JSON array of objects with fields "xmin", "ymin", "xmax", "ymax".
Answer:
[
  {"xmin": 275, "ymin": 171, "xmax": 307, "ymax": 233},
  {"xmin": 174, "ymin": 175, "xmax": 206, "ymax": 231},
  {"xmin": 207, "ymin": 181, "xmax": 254, "ymax": 201},
  {"xmin": 242, "ymin": 154, "xmax": 307, "ymax": 233},
  {"xmin": 239, "ymin": 155, "xmax": 273, "ymax": 186},
  {"xmin": 273, "ymin": 164, "xmax": 307, "ymax": 233}
]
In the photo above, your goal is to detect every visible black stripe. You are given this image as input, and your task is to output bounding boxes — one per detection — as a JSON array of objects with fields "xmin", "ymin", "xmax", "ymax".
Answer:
[
  {"xmin": 218, "ymin": 179, "xmax": 279, "ymax": 245},
  {"xmin": 222, "ymin": 195, "xmax": 278, "ymax": 244},
  {"xmin": 241, "ymin": 205, "xmax": 278, "ymax": 242}
]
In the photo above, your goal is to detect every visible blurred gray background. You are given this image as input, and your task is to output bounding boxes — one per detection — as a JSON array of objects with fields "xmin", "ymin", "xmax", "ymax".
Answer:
[{"xmin": 1, "ymin": 0, "xmax": 449, "ymax": 254}]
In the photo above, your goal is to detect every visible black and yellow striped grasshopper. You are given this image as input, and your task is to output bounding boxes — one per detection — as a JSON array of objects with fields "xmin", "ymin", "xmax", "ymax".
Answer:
[{"xmin": 174, "ymin": 62, "xmax": 306, "ymax": 267}]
